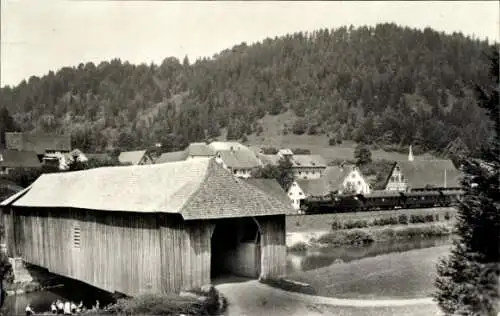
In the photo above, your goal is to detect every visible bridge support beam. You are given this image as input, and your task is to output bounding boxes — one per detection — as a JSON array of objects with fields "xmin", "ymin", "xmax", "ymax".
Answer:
[{"xmin": 9, "ymin": 257, "xmax": 33, "ymax": 284}]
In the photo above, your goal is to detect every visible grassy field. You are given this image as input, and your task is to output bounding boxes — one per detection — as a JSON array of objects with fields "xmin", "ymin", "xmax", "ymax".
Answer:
[
  {"xmin": 289, "ymin": 245, "xmax": 450, "ymax": 300},
  {"xmin": 244, "ymin": 111, "xmax": 438, "ymax": 163},
  {"xmin": 286, "ymin": 207, "xmax": 458, "ymax": 233},
  {"xmin": 309, "ymin": 304, "xmax": 441, "ymax": 316}
]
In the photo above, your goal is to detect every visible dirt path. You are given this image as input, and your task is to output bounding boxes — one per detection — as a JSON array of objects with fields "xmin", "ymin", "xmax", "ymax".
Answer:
[{"xmin": 215, "ymin": 279, "xmax": 442, "ymax": 316}]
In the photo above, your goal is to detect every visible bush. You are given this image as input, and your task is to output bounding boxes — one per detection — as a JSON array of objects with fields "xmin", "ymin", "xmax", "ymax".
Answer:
[
  {"xmin": 317, "ymin": 229, "xmax": 374, "ymax": 246},
  {"xmin": 102, "ymin": 287, "xmax": 226, "ymax": 316},
  {"xmin": 409, "ymin": 214, "xmax": 427, "ymax": 223},
  {"xmin": 425, "ymin": 214, "xmax": 435, "ymax": 222},
  {"xmin": 328, "ymin": 138, "xmax": 337, "ymax": 146},
  {"xmin": 331, "ymin": 220, "xmax": 343, "ymax": 230},
  {"xmin": 372, "ymin": 217, "xmax": 398, "ymax": 226},
  {"xmin": 344, "ymin": 219, "xmax": 369, "ymax": 229},
  {"xmin": 444, "ymin": 212, "xmax": 451, "ymax": 220},
  {"xmin": 398, "ymin": 214, "xmax": 409, "ymax": 224}
]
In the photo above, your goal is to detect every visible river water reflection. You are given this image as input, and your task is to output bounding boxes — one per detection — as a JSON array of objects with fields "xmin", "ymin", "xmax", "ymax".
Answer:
[{"xmin": 287, "ymin": 235, "xmax": 453, "ymax": 274}]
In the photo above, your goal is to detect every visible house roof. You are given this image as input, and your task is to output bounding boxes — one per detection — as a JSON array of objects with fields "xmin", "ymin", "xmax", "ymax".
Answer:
[
  {"xmin": 85, "ymin": 153, "xmax": 113, "ymax": 161},
  {"xmin": 155, "ymin": 150, "xmax": 188, "ymax": 164},
  {"xmin": 5, "ymin": 132, "xmax": 71, "ymax": 155},
  {"xmin": 244, "ymin": 178, "xmax": 290, "ymax": 205},
  {"xmin": 187, "ymin": 142, "xmax": 215, "ymax": 156},
  {"xmin": 323, "ymin": 165, "xmax": 357, "ymax": 190},
  {"xmin": 290, "ymin": 155, "xmax": 327, "ymax": 168},
  {"xmin": 296, "ymin": 179, "xmax": 330, "ymax": 197},
  {"xmin": 2, "ymin": 158, "xmax": 295, "ymax": 219},
  {"xmin": 118, "ymin": 150, "xmax": 148, "ymax": 165},
  {"xmin": 258, "ymin": 154, "xmax": 281, "ymax": 166},
  {"xmin": 0, "ymin": 150, "xmax": 42, "ymax": 169},
  {"xmin": 217, "ymin": 149, "xmax": 261, "ymax": 169},
  {"xmin": 386, "ymin": 160, "xmax": 463, "ymax": 189},
  {"xmin": 295, "ymin": 165, "xmax": 365, "ymax": 196}
]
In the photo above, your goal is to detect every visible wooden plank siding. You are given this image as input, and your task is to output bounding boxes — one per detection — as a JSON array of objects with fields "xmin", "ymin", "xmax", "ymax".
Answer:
[
  {"xmin": 10, "ymin": 207, "xmax": 162, "ymax": 296},
  {"xmin": 4, "ymin": 207, "xmax": 288, "ymax": 296},
  {"xmin": 257, "ymin": 215, "xmax": 287, "ymax": 280}
]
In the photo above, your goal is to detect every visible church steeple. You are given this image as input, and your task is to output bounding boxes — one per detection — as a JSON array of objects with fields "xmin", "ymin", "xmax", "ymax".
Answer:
[{"xmin": 408, "ymin": 145, "xmax": 414, "ymax": 162}]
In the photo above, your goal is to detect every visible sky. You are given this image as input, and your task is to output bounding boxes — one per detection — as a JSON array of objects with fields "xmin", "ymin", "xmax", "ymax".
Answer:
[{"xmin": 1, "ymin": 1, "xmax": 499, "ymax": 87}]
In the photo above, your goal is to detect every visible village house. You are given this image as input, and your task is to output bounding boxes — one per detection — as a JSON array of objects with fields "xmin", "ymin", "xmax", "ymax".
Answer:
[
  {"xmin": 384, "ymin": 147, "xmax": 462, "ymax": 192},
  {"xmin": 1, "ymin": 158, "xmax": 293, "ymax": 296},
  {"xmin": 215, "ymin": 146, "xmax": 262, "ymax": 178},
  {"xmin": 0, "ymin": 150, "xmax": 41, "ymax": 175},
  {"xmin": 118, "ymin": 150, "xmax": 154, "ymax": 165},
  {"xmin": 155, "ymin": 142, "xmax": 215, "ymax": 164},
  {"xmin": 5, "ymin": 132, "xmax": 71, "ymax": 164},
  {"xmin": 286, "ymin": 165, "xmax": 371, "ymax": 210},
  {"xmin": 260, "ymin": 149, "xmax": 327, "ymax": 180}
]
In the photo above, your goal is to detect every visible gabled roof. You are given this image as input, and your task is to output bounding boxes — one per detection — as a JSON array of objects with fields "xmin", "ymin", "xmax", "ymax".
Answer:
[
  {"xmin": 258, "ymin": 154, "xmax": 281, "ymax": 166},
  {"xmin": 217, "ymin": 149, "xmax": 261, "ymax": 169},
  {"xmin": 2, "ymin": 158, "xmax": 295, "ymax": 219},
  {"xmin": 155, "ymin": 150, "xmax": 188, "ymax": 164},
  {"xmin": 291, "ymin": 155, "xmax": 327, "ymax": 168},
  {"xmin": 85, "ymin": 153, "xmax": 113, "ymax": 162},
  {"xmin": 5, "ymin": 132, "xmax": 71, "ymax": 154},
  {"xmin": 323, "ymin": 165, "xmax": 357, "ymax": 189},
  {"xmin": 187, "ymin": 142, "xmax": 215, "ymax": 157},
  {"xmin": 0, "ymin": 150, "xmax": 41, "ymax": 169},
  {"xmin": 386, "ymin": 159, "xmax": 463, "ymax": 189},
  {"xmin": 295, "ymin": 165, "xmax": 365, "ymax": 196},
  {"xmin": 244, "ymin": 178, "xmax": 290, "ymax": 205},
  {"xmin": 118, "ymin": 150, "xmax": 148, "ymax": 165},
  {"xmin": 296, "ymin": 179, "xmax": 330, "ymax": 197}
]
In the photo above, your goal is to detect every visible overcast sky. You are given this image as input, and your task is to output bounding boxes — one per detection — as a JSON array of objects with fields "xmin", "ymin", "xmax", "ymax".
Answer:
[{"xmin": 1, "ymin": 1, "xmax": 499, "ymax": 87}]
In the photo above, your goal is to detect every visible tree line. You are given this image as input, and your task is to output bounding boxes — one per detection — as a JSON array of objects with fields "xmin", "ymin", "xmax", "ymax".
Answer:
[{"xmin": 0, "ymin": 23, "xmax": 497, "ymax": 156}]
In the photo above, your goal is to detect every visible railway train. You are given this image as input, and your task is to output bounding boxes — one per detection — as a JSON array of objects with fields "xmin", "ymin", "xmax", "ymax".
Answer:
[{"xmin": 300, "ymin": 189, "xmax": 464, "ymax": 214}]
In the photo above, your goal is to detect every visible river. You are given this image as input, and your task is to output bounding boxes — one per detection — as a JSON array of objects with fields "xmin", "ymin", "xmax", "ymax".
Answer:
[
  {"xmin": 2, "ymin": 236, "xmax": 453, "ymax": 314},
  {"xmin": 287, "ymin": 235, "xmax": 452, "ymax": 274}
]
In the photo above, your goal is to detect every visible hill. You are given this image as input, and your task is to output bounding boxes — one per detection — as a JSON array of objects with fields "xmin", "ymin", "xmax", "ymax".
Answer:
[{"xmin": 0, "ymin": 23, "xmax": 497, "ymax": 155}]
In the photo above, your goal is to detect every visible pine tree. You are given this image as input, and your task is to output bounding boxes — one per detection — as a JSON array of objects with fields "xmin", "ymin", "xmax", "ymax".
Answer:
[{"xmin": 434, "ymin": 48, "xmax": 500, "ymax": 316}]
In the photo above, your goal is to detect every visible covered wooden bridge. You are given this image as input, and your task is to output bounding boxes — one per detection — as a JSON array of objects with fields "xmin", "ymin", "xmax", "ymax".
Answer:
[{"xmin": 1, "ymin": 158, "xmax": 295, "ymax": 296}]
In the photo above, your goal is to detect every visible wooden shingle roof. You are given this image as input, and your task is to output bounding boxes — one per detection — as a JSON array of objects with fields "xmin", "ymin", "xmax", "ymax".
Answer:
[{"xmin": 3, "ymin": 158, "xmax": 295, "ymax": 219}]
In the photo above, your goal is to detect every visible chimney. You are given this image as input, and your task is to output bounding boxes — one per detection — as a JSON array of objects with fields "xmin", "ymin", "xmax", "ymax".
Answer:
[{"xmin": 408, "ymin": 145, "xmax": 414, "ymax": 162}]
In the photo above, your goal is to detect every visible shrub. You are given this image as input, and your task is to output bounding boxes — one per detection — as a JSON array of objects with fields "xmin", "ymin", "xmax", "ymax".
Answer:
[
  {"xmin": 398, "ymin": 214, "xmax": 409, "ymax": 224},
  {"xmin": 331, "ymin": 220, "xmax": 343, "ymax": 230},
  {"xmin": 329, "ymin": 138, "xmax": 337, "ymax": 146},
  {"xmin": 425, "ymin": 214, "xmax": 435, "ymax": 222},
  {"xmin": 372, "ymin": 217, "xmax": 398, "ymax": 226},
  {"xmin": 409, "ymin": 214, "xmax": 427, "ymax": 223},
  {"xmin": 102, "ymin": 287, "xmax": 226, "ymax": 316},
  {"xmin": 344, "ymin": 219, "xmax": 369, "ymax": 229},
  {"xmin": 444, "ymin": 212, "xmax": 451, "ymax": 220},
  {"xmin": 317, "ymin": 229, "xmax": 374, "ymax": 246}
]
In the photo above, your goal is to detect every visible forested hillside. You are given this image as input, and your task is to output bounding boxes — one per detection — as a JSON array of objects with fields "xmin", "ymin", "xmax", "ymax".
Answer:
[{"xmin": 0, "ymin": 23, "xmax": 497, "ymax": 154}]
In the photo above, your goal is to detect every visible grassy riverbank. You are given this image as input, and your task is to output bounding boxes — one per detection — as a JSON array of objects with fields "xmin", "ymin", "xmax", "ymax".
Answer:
[{"xmin": 289, "ymin": 245, "xmax": 451, "ymax": 299}]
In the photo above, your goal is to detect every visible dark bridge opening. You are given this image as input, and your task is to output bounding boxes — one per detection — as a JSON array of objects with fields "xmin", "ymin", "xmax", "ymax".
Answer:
[{"xmin": 210, "ymin": 217, "xmax": 261, "ymax": 280}]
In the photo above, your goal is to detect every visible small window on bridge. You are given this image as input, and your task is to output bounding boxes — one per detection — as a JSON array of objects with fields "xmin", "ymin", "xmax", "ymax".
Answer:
[{"xmin": 72, "ymin": 225, "xmax": 81, "ymax": 249}]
